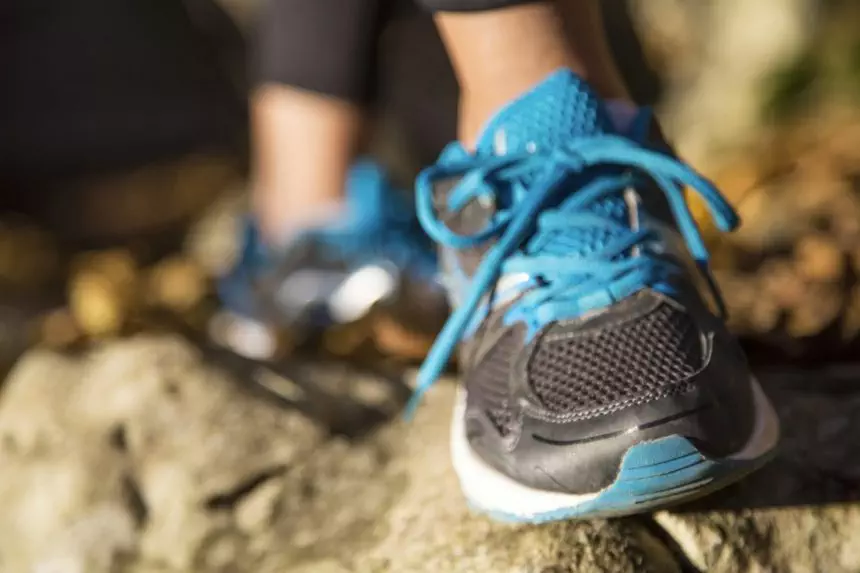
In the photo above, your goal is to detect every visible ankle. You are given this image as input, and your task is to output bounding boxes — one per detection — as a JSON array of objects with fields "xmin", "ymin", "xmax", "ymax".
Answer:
[{"xmin": 436, "ymin": 4, "xmax": 588, "ymax": 148}]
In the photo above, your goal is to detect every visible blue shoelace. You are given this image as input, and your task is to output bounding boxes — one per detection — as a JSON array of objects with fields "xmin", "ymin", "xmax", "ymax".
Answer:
[{"xmin": 404, "ymin": 134, "xmax": 739, "ymax": 418}]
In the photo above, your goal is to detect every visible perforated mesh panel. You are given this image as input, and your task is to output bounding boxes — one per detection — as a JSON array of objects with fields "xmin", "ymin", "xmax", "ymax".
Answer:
[
  {"xmin": 528, "ymin": 302, "xmax": 702, "ymax": 414},
  {"xmin": 466, "ymin": 328, "xmax": 522, "ymax": 436},
  {"xmin": 527, "ymin": 195, "xmax": 629, "ymax": 261},
  {"xmin": 474, "ymin": 70, "xmax": 612, "ymax": 155},
  {"xmin": 471, "ymin": 71, "xmax": 631, "ymax": 275}
]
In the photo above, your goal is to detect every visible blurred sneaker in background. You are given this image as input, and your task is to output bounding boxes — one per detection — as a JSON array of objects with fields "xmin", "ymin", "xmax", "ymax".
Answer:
[{"xmin": 215, "ymin": 160, "xmax": 447, "ymax": 360}]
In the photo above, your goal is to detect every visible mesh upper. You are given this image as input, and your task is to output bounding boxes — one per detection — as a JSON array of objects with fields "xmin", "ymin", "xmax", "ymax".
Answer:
[
  {"xmin": 455, "ymin": 72, "xmax": 704, "ymax": 429},
  {"xmin": 474, "ymin": 70, "xmax": 612, "ymax": 155},
  {"xmin": 466, "ymin": 327, "xmax": 523, "ymax": 436},
  {"xmin": 526, "ymin": 195, "xmax": 630, "ymax": 261},
  {"xmin": 528, "ymin": 301, "xmax": 703, "ymax": 415},
  {"xmin": 472, "ymin": 71, "xmax": 632, "ymax": 295}
]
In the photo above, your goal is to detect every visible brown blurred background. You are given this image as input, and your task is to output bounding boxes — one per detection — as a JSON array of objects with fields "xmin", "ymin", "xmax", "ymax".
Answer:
[{"xmin": 0, "ymin": 0, "xmax": 859, "ymax": 372}]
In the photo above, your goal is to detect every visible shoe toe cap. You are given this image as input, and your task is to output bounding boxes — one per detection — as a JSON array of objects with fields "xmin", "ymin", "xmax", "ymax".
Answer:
[{"xmin": 465, "ymin": 291, "xmax": 757, "ymax": 495}]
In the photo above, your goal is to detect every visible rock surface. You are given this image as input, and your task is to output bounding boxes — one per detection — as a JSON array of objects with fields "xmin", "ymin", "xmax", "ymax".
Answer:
[
  {"xmin": 652, "ymin": 371, "xmax": 860, "ymax": 573},
  {"xmin": 0, "ymin": 337, "xmax": 325, "ymax": 572},
  {"xmin": 0, "ymin": 336, "xmax": 859, "ymax": 572}
]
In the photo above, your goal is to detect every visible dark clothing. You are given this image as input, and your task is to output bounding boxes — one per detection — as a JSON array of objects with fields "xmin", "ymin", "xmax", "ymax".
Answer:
[
  {"xmin": 418, "ymin": 0, "xmax": 539, "ymax": 11},
  {"xmin": 0, "ymin": 0, "xmax": 246, "ymax": 183},
  {"xmin": 256, "ymin": 0, "xmax": 534, "ymax": 103},
  {"xmin": 257, "ymin": 0, "xmax": 391, "ymax": 104}
]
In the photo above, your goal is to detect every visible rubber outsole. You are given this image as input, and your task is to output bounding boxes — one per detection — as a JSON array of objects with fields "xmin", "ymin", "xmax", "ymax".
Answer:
[{"xmin": 451, "ymin": 377, "xmax": 780, "ymax": 523}]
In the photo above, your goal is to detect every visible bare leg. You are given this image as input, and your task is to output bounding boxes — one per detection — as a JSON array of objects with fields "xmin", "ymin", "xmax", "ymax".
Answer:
[
  {"xmin": 250, "ymin": 0, "xmax": 384, "ymax": 244},
  {"xmin": 557, "ymin": 0, "xmax": 631, "ymax": 103},
  {"xmin": 435, "ymin": 3, "xmax": 584, "ymax": 146},
  {"xmin": 434, "ymin": 1, "xmax": 632, "ymax": 147},
  {"xmin": 251, "ymin": 86, "xmax": 364, "ymax": 244}
]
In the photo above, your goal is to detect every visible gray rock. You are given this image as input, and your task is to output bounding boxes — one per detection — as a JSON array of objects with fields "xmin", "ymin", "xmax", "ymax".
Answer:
[
  {"xmin": 3, "ymin": 336, "xmax": 860, "ymax": 572},
  {"xmin": 0, "ymin": 338, "xmax": 680, "ymax": 573},
  {"xmin": 255, "ymin": 384, "xmax": 680, "ymax": 573},
  {"xmin": 0, "ymin": 336, "xmax": 325, "ymax": 572},
  {"xmin": 234, "ymin": 476, "xmax": 284, "ymax": 534},
  {"xmin": 0, "ymin": 351, "xmax": 135, "ymax": 573},
  {"xmin": 653, "ymin": 375, "xmax": 860, "ymax": 573}
]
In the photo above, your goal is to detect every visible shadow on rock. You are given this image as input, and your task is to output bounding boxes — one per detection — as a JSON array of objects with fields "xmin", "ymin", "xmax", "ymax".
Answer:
[
  {"xmin": 648, "ymin": 366, "xmax": 860, "ymax": 573},
  {"xmin": 187, "ymin": 333, "xmax": 413, "ymax": 440},
  {"xmin": 671, "ymin": 367, "xmax": 860, "ymax": 514}
]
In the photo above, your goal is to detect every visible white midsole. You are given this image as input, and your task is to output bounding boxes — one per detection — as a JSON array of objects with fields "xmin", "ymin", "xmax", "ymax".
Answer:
[{"xmin": 449, "ymin": 377, "xmax": 780, "ymax": 516}]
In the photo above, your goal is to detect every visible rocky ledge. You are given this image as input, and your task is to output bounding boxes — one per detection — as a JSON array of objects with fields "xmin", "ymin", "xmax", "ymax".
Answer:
[{"xmin": 0, "ymin": 335, "xmax": 857, "ymax": 572}]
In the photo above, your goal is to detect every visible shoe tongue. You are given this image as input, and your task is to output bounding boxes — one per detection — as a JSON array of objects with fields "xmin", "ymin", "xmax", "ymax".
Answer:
[
  {"xmin": 472, "ymin": 70, "xmax": 632, "ymax": 271},
  {"xmin": 474, "ymin": 69, "xmax": 616, "ymax": 157}
]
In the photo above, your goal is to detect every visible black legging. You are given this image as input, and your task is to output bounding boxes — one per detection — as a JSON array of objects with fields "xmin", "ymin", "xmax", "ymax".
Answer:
[{"xmin": 257, "ymin": 0, "xmax": 530, "ymax": 104}]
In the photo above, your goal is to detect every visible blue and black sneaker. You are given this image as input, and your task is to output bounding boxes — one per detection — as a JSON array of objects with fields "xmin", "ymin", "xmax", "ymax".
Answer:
[
  {"xmin": 217, "ymin": 160, "xmax": 446, "ymax": 353},
  {"xmin": 409, "ymin": 70, "xmax": 780, "ymax": 522}
]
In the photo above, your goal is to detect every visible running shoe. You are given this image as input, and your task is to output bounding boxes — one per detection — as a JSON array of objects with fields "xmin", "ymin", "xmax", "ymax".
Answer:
[
  {"xmin": 217, "ymin": 160, "xmax": 446, "ymax": 351},
  {"xmin": 409, "ymin": 70, "xmax": 780, "ymax": 522}
]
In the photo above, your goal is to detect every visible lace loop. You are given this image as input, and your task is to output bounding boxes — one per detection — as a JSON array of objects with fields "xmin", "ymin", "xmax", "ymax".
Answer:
[{"xmin": 405, "ymin": 134, "xmax": 738, "ymax": 418}]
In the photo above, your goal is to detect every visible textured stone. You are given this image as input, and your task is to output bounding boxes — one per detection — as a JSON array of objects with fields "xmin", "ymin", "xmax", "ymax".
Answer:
[
  {"xmin": 2, "ymin": 337, "xmax": 860, "ymax": 572},
  {"xmin": 234, "ymin": 477, "xmax": 284, "ymax": 534},
  {"xmin": 256, "ymin": 384, "xmax": 681, "ymax": 573},
  {"xmin": 0, "ymin": 336, "xmax": 325, "ymax": 572},
  {"xmin": 0, "ymin": 352, "xmax": 135, "ymax": 573},
  {"xmin": 653, "ymin": 374, "xmax": 860, "ymax": 573}
]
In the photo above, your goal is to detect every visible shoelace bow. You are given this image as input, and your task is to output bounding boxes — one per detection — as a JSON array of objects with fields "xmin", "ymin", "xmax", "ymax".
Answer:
[{"xmin": 404, "ymin": 134, "xmax": 739, "ymax": 418}]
